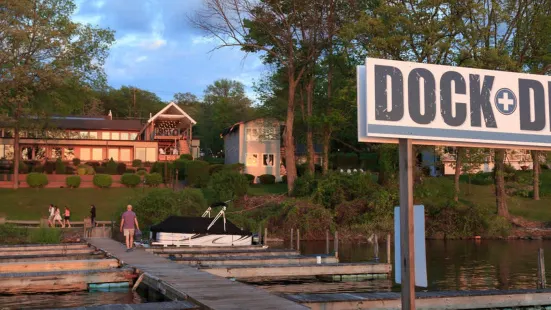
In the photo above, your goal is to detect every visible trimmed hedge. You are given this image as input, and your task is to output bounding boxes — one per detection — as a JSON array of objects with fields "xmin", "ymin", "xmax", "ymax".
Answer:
[
  {"xmin": 106, "ymin": 159, "xmax": 118, "ymax": 175},
  {"xmin": 259, "ymin": 174, "xmax": 276, "ymax": 184},
  {"xmin": 179, "ymin": 154, "xmax": 193, "ymax": 160},
  {"xmin": 66, "ymin": 175, "xmax": 81, "ymax": 188},
  {"xmin": 145, "ymin": 173, "xmax": 163, "ymax": 187},
  {"xmin": 93, "ymin": 174, "xmax": 113, "ymax": 188},
  {"xmin": 209, "ymin": 164, "xmax": 224, "ymax": 175},
  {"xmin": 137, "ymin": 168, "xmax": 147, "ymax": 176},
  {"xmin": 185, "ymin": 160, "xmax": 210, "ymax": 188},
  {"xmin": 208, "ymin": 169, "xmax": 249, "ymax": 201},
  {"xmin": 26, "ymin": 173, "xmax": 48, "ymax": 188},
  {"xmin": 121, "ymin": 173, "xmax": 141, "ymax": 188},
  {"xmin": 132, "ymin": 159, "xmax": 142, "ymax": 168},
  {"xmin": 95, "ymin": 166, "xmax": 106, "ymax": 174},
  {"xmin": 173, "ymin": 159, "xmax": 189, "ymax": 180},
  {"xmin": 55, "ymin": 159, "xmax": 66, "ymax": 175},
  {"xmin": 77, "ymin": 164, "xmax": 95, "ymax": 176},
  {"xmin": 117, "ymin": 163, "xmax": 127, "ymax": 175},
  {"xmin": 72, "ymin": 158, "xmax": 81, "ymax": 166},
  {"xmin": 44, "ymin": 161, "xmax": 55, "ymax": 174},
  {"xmin": 32, "ymin": 165, "xmax": 44, "ymax": 173},
  {"xmin": 245, "ymin": 173, "xmax": 255, "ymax": 184},
  {"xmin": 151, "ymin": 161, "xmax": 175, "ymax": 183}
]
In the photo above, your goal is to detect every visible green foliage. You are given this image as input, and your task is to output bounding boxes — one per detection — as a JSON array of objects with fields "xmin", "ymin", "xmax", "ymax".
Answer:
[
  {"xmin": 136, "ymin": 168, "xmax": 147, "ymax": 176},
  {"xmin": 226, "ymin": 163, "xmax": 245, "ymax": 173},
  {"xmin": 93, "ymin": 174, "xmax": 112, "ymax": 188},
  {"xmin": 258, "ymin": 174, "xmax": 276, "ymax": 184},
  {"xmin": 121, "ymin": 173, "xmax": 141, "ymax": 188},
  {"xmin": 77, "ymin": 164, "xmax": 95, "ymax": 175},
  {"xmin": 55, "ymin": 159, "xmax": 66, "ymax": 175},
  {"xmin": 105, "ymin": 158, "xmax": 118, "ymax": 175},
  {"xmin": 72, "ymin": 158, "xmax": 81, "ymax": 166},
  {"xmin": 95, "ymin": 166, "xmax": 105, "ymax": 174},
  {"xmin": 359, "ymin": 152, "xmax": 379, "ymax": 171},
  {"xmin": 150, "ymin": 161, "xmax": 175, "ymax": 183},
  {"xmin": 209, "ymin": 164, "xmax": 224, "ymax": 175},
  {"xmin": 32, "ymin": 165, "xmax": 44, "ymax": 173},
  {"xmin": 43, "ymin": 161, "xmax": 54, "ymax": 174},
  {"xmin": 173, "ymin": 159, "xmax": 189, "ymax": 180},
  {"xmin": 312, "ymin": 172, "xmax": 379, "ymax": 208},
  {"xmin": 127, "ymin": 188, "xmax": 207, "ymax": 228},
  {"xmin": 132, "ymin": 159, "xmax": 142, "ymax": 168},
  {"xmin": 117, "ymin": 163, "xmax": 127, "ymax": 175},
  {"xmin": 145, "ymin": 173, "xmax": 163, "ymax": 187},
  {"xmin": 179, "ymin": 154, "xmax": 193, "ymax": 161},
  {"xmin": 204, "ymin": 157, "xmax": 225, "ymax": 164},
  {"xmin": 460, "ymin": 172, "xmax": 494, "ymax": 186},
  {"xmin": 185, "ymin": 160, "xmax": 210, "ymax": 188},
  {"xmin": 26, "ymin": 173, "xmax": 48, "ymax": 188},
  {"xmin": 245, "ymin": 173, "xmax": 255, "ymax": 184},
  {"xmin": 208, "ymin": 169, "xmax": 249, "ymax": 201},
  {"xmin": 292, "ymin": 174, "xmax": 318, "ymax": 197},
  {"xmin": 28, "ymin": 228, "xmax": 62, "ymax": 244},
  {"xmin": 65, "ymin": 175, "xmax": 81, "ymax": 188},
  {"xmin": 0, "ymin": 225, "xmax": 61, "ymax": 244},
  {"xmin": 333, "ymin": 153, "xmax": 359, "ymax": 170}
]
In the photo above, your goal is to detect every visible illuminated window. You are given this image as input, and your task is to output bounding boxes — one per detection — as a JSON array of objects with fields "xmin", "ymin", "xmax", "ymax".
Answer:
[
  {"xmin": 120, "ymin": 149, "xmax": 131, "ymax": 161},
  {"xmin": 80, "ymin": 131, "xmax": 89, "ymax": 139},
  {"xmin": 130, "ymin": 133, "xmax": 138, "ymax": 140},
  {"xmin": 89, "ymin": 132, "xmax": 98, "ymax": 139},
  {"xmin": 111, "ymin": 132, "xmax": 120, "ymax": 140},
  {"xmin": 262, "ymin": 154, "xmax": 275, "ymax": 167},
  {"xmin": 121, "ymin": 132, "xmax": 129, "ymax": 140},
  {"xmin": 51, "ymin": 147, "xmax": 62, "ymax": 159},
  {"xmin": 135, "ymin": 148, "xmax": 146, "ymax": 161},
  {"xmin": 108, "ymin": 148, "xmax": 119, "ymax": 161},
  {"xmin": 246, "ymin": 153, "xmax": 259, "ymax": 166},
  {"xmin": 80, "ymin": 148, "xmax": 91, "ymax": 161},
  {"xmin": 246, "ymin": 128, "xmax": 259, "ymax": 141},
  {"xmin": 101, "ymin": 132, "xmax": 110, "ymax": 140},
  {"xmin": 92, "ymin": 148, "xmax": 103, "ymax": 160},
  {"xmin": 64, "ymin": 148, "xmax": 75, "ymax": 160}
]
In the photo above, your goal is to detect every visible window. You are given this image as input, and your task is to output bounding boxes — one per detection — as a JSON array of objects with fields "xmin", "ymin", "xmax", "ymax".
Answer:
[
  {"xmin": 89, "ymin": 132, "xmax": 98, "ymax": 139},
  {"xmin": 34, "ymin": 147, "xmax": 46, "ymax": 160},
  {"xmin": 121, "ymin": 132, "xmax": 129, "ymax": 140},
  {"xmin": 130, "ymin": 133, "xmax": 138, "ymax": 140},
  {"xmin": 64, "ymin": 148, "xmax": 75, "ymax": 160},
  {"xmin": 108, "ymin": 148, "xmax": 119, "ymax": 161},
  {"xmin": 80, "ymin": 131, "xmax": 89, "ymax": 139},
  {"xmin": 135, "ymin": 148, "xmax": 146, "ymax": 161},
  {"xmin": 92, "ymin": 148, "xmax": 103, "ymax": 160},
  {"xmin": 262, "ymin": 154, "xmax": 275, "ymax": 167},
  {"xmin": 120, "ymin": 149, "xmax": 131, "ymax": 162},
  {"xmin": 51, "ymin": 147, "xmax": 62, "ymax": 159},
  {"xmin": 246, "ymin": 128, "xmax": 259, "ymax": 141},
  {"xmin": 146, "ymin": 148, "xmax": 156, "ymax": 162},
  {"xmin": 101, "ymin": 132, "xmax": 110, "ymax": 140},
  {"xmin": 246, "ymin": 153, "xmax": 259, "ymax": 166},
  {"xmin": 4, "ymin": 145, "xmax": 13, "ymax": 159},
  {"xmin": 80, "ymin": 148, "xmax": 91, "ymax": 161},
  {"xmin": 111, "ymin": 132, "xmax": 120, "ymax": 140}
]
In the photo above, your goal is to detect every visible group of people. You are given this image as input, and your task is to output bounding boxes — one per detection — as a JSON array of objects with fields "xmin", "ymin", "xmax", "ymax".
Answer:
[{"xmin": 47, "ymin": 204, "xmax": 97, "ymax": 228}]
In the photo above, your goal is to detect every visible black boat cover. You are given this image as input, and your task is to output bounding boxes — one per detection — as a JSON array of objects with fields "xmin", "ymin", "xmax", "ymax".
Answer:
[{"xmin": 150, "ymin": 216, "xmax": 251, "ymax": 235}]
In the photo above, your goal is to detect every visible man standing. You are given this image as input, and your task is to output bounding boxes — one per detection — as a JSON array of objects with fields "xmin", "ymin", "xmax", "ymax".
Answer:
[
  {"xmin": 120, "ymin": 205, "xmax": 139, "ymax": 252},
  {"xmin": 48, "ymin": 204, "xmax": 55, "ymax": 227}
]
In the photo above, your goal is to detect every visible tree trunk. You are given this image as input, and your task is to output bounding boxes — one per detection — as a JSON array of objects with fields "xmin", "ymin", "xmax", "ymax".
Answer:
[
  {"xmin": 494, "ymin": 149, "xmax": 509, "ymax": 218},
  {"xmin": 532, "ymin": 150, "xmax": 540, "ymax": 200},
  {"xmin": 454, "ymin": 147, "xmax": 463, "ymax": 202},
  {"xmin": 285, "ymin": 72, "xmax": 298, "ymax": 193},
  {"xmin": 13, "ymin": 125, "xmax": 19, "ymax": 190},
  {"xmin": 322, "ymin": 127, "xmax": 331, "ymax": 174},
  {"xmin": 306, "ymin": 76, "xmax": 315, "ymax": 175}
]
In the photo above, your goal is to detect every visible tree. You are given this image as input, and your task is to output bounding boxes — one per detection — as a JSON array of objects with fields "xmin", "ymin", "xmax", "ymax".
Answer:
[
  {"xmin": 531, "ymin": 151, "xmax": 541, "ymax": 200},
  {"xmin": 173, "ymin": 92, "xmax": 199, "ymax": 106},
  {"xmin": 0, "ymin": 0, "xmax": 114, "ymax": 189},
  {"xmin": 98, "ymin": 86, "xmax": 164, "ymax": 120},
  {"xmin": 193, "ymin": 0, "xmax": 323, "ymax": 192},
  {"xmin": 494, "ymin": 150, "xmax": 509, "ymax": 218}
]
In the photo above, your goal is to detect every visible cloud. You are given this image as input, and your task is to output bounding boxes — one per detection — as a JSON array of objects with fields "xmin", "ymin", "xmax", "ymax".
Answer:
[{"xmin": 135, "ymin": 56, "xmax": 148, "ymax": 63}]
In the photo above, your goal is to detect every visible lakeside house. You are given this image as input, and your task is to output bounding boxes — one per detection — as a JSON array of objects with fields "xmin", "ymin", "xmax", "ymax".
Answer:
[
  {"xmin": 0, "ymin": 102, "xmax": 200, "ymax": 164},
  {"xmin": 221, "ymin": 118, "xmax": 282, "ymax": 182}
]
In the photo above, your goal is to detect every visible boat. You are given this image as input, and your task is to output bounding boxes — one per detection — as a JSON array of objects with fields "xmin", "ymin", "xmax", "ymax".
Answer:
[{"xmin": 150, "ymin": 202, "xmax": 253, "ymax": 247}]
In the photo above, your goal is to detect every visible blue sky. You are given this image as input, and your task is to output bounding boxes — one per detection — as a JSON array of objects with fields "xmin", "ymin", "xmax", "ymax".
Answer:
[{"xmin": 73, "ymin": 0, "xmax": 265, "ymax": 101}]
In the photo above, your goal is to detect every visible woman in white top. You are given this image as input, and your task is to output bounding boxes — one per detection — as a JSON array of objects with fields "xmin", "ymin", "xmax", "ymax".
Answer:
[{"xmin": 54, "ymin": 207, "xmax": 64, "ymax": 228}]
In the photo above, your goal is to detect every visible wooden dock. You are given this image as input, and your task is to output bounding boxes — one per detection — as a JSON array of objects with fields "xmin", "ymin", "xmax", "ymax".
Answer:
[
  {"xmin": 286, "ymin": 289, "xmax": 551, "ymax": 310},
  {"xmin": 87, "ymin": 238, "xmax": 308, "ymax": 310},
  {"xmin": 48, "ymin": 301, "xmax": 199, "ymax": 310}
]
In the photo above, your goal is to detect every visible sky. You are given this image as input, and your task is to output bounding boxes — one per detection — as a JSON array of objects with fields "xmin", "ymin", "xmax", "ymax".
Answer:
[{"xmin": 73, "ymin": 0, "xmax": 266, "ymax": 102}]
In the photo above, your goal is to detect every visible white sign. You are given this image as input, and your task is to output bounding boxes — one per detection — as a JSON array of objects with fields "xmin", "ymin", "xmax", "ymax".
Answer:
[
  {"xmin": 394, "ymin": 205, "xmax": 427, "ymax": 287},
  {"xmin": 357, "ymin": 58, "xmax": 551, "ymax": 147}
]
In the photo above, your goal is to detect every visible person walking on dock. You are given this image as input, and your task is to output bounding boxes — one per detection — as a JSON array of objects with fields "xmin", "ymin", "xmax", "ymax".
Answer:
[
  {"xmin": 48, "ymin": 204, "xmax": 55, "ymax": 227},
  {"xmin": 90, "ymin": 205, "xmax": 96, "ymax": 227},
  {"xmin": 64, "ymin": 207, "xmax": 71, "ymax": 228},
  {"xmin": 120, "ymin": 205, "xmax": 139, "ymax": 252},
  {"xmin": 54, "ymin": 206, "xmax": 63, "ymax": 228}
]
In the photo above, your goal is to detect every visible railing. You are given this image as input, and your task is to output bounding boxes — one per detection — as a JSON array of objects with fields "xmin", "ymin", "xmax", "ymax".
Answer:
[
  {"xmin": 4, "ymin": 219, "xmax": 114, "ymax": 228},
  {"xmin": 159, "ymin": 154, "xmax": 179, "ymax": 161}
]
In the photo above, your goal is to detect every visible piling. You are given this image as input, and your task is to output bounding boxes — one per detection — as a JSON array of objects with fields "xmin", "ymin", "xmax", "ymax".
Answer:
[
  {"xmin": 290, "ymin": 229, "xmax": 294, "ymax": 250},
  {"xmin": 326, "ymin": 230, "xmax": 330, "ymax": 255},
  {"xmin": 264, "ymin": 227, "xmax": 268, "ymax": 246},
  {"xmin": 373, "ymin": 234, "xmax": 379, "ymax": 261},
  {"xmin": 538, "ymin": 248, "xmax": 546, "ymax": 289},
  {"xmin": 297, "ymin": 229, "xmax": 300, "ymax": 252},
  {"xmin": 258, "ymin": 226, "xmax": 262, "ymax": 246},
  {"xmin": 334, "ymin": 231, "xmax": 339, "ymax": 259},
  {"xmin": 387, "ymin": 234, "xmax": 391, "ymax": 264}
]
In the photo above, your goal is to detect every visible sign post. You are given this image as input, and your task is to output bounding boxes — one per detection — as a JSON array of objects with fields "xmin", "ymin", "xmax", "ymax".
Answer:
[{"xmin": 399, "ymin": 138, "xmax": 415, "ymax": 309}]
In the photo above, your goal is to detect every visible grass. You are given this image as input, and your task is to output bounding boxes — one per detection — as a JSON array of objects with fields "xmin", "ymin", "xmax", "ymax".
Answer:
[
  {"xmin": 0, "ymin": 184, "xmax": 289, "ymax": 221},
  {"xmin": 0, "ymin": 225, "xmax": 62, "ymax": 244}
]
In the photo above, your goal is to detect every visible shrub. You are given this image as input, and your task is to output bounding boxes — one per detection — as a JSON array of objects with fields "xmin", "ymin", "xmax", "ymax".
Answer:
[
  {"xmin": 77, "ymin": 164, "xmax": 95, "ymax": 175},
  {"xmin": 292, "ymin": 174, "xmax": 318, "ymax": 197},
  {"xmin": 208, "ymin": 169, "xmax": 249, "ymax": 201},
  {"xmin": 66, "ymin": 175, "xmax": 81, "ymax": 188},
  {"xmin": 86, "ymin": 161, "xmax": 100, "ymax": 167},
  {"xmin": 204, "ymin": 157, "xmax": 224, "ymax": 164},
  {"xmin": 258, "ymin": 174, "xmax": 276, "ymax": 184},
  {"xmin": 312, "ymin": 172, "xmax": 380, "ymax": 208},
  {"xmin": 144, "ymin": 161, "xmax": 153, "ymax": 167},
  {"xmin": 106, "ymin": 158, "xmax": 118, "ymax": 175},
  {"xmin": 117, "ymin": 163, "xmax": 127, "ymax": 175},
  {"xmin": 226, "ymin": 163, "xmax": 245, "ymax": 173},
  {"xmin": 44, "ymin": 161, "xmax": 55, "ymax": 174},
  {"xmin": 72, "ymin": 158, "xmax": 81, "ymax": 166},
  {"xmin": 145, "ymin": 173, "xmax": 163, "ymax": 187},
  {"xmin": 209, "ymin": 164, "xmax": 224, "ymax": 175},
  {"xmin": 66, "ymin": 166, "xmax": 75, "ymax": 175},
  {"xmin": 173, "ymin": 159, "xmax": 189, "ymax": 180},
  {"xmin": 121, "ymin": 173, "xmax": 141, "ymax": 188},
  {"xmin": 95, "ymin": 166, "xmax": 106, "ymax": 174},
  {"xmin": 126, "ymin": 168, "xmax": 136, "ymax": 173},
  {"xmin": 55, "ymin": 158, "xmax": 66, "ymax": 175},
  {"xmin": 28, "ymin": 228, "xmax": 62, "ymax": 244},
  {"xmin": 245, "ymin": 173, "xmax": 255, "ymax": 184},
  {"xmin": 32, "ymin": 165, "xmax": 44, "ymax": 173},
  {"xmin": 127, "ymin": 188, "xmax": 207, "ymax": 228},
  {"xmin": 179, "ymin": 154, "xmax": 193, "ymax": 161},
  {"xmin": 26, "ymin": 173, "xmax": 48, "ymax": 188},
  {"xmin": 93, "ymin": 174, "xmax": 113, "ymax": 188},
  {"xmin": 132, "ymin": 159, "xmax": 142, "ymax": 168},
  {"xmin": 185, "ymin": 160, "xmax": 210, "ymax": 188},
  {"xmin": 151, "ymin": 161, "xmax": 175, "ymax": 183},
  {"xmin": 137, "ymin": 168, "xmax": 147, "ymax": 176},
  {"xmin": 282, "ymin": 175, "xmax": 287, "ymax": 183}
]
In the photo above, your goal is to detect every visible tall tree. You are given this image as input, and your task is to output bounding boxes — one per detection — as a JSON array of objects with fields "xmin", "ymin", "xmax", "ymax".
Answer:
[
  {"xmin": 98, "ymin": 86, "xmax": 164, "ymax": 120},
  {"xmin": 0, "ymin": 0, "xmax": 114, "ymax": 189}
]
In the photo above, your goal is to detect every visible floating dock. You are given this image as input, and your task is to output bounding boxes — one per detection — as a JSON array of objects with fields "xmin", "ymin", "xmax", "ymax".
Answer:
[{"xmin": 285, "ymin": 290, "xmax": 551, "ymax": 310}]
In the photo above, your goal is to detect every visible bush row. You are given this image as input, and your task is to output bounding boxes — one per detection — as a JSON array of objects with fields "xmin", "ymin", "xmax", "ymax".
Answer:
[
  {"xmin": 25, "ymin": 172, "xmax": 164, "ymax": 189},
  {"xmin": 14, "ymin": 158, "xmax": 144, "ymax": 175}
]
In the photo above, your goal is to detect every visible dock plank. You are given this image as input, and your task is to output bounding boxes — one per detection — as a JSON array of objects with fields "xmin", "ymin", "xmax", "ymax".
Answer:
[{"xmin": 87, "ymin": 238, "xmax": 307, "ymax": 310}]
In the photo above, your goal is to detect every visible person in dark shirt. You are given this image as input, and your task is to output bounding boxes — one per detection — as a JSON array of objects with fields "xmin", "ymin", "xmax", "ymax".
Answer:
[{"xmin": 90, "ymin": 205, "xmax": 96, "ymax": 227}]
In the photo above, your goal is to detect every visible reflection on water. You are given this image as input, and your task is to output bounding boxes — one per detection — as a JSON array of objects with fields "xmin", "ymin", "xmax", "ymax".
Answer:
[
  {"xmin": 267, "ymin": 239, "xmax": 551, "ymax": 293},
  {"xmin": 0, "ymin": 289, "xmax": 144, "ymax": 310}
]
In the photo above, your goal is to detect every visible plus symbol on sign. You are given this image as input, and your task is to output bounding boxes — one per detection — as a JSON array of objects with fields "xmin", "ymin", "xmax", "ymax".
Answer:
[{"xmin": 498, "ymin": 92, "xmax": 515, "ymax": 112}]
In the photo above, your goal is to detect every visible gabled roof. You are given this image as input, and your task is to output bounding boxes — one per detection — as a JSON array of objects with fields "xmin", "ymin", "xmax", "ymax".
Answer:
[
  {"xmin": 148, "ymin": 102, "xmax": 197, "ymax": 125},
  {"xmin": 50, "ymin": 119, "xmax": 143, "ymax": 131},
  {"xmin": 221, "ymin": 117, "xmax": 281, "ymax": 138}
]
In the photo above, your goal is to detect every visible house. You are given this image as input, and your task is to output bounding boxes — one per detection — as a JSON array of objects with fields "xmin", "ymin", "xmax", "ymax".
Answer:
[
  {"xmin": 221, "ymin": 118, "xmax": 282, "ymax": 182},
  {"xmin": 294, "ymin": 144, "xmax": 323, "ymax": 166},
  {"xmin": 0, "ymin": 102, "xmax": 200, "ymax": 164}
]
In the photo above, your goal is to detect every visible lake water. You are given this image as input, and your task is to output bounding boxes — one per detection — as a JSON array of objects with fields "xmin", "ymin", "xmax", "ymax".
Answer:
[{"xmin": 259, "ymin": 239, "xmax": 551, "ymax": 293}]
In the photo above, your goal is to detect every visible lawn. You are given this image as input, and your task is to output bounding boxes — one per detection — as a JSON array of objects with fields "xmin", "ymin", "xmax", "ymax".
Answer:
[{"xmin": 0, "ymin": 184, "xmax": 289, "ymax": 221}]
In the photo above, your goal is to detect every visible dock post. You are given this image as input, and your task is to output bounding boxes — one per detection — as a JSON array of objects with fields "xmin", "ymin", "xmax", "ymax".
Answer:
[
  {"xmin": 399, "ymin": 138, "xmax": 415, "ymax": 309},
  {"xmin": 326, "ymin": 230, "xmax": 329, "ymax": 255},
  {"xmin": 297, "ymin": 229, "xmax": 300, "ymax": 252},
  {"xmin": 387, "ymin": 234, "xmax": 391, "ymax": 264},
  {"xmin": 264, "ymin": 227, "xmax": 268, "ymax": 246},
  {"xmin": 374, "ymin": 234, "xmax": 379, "ymax": 261},
  {"xmin": 258, "ymin": 226, "xmax": 262, "ymax": 245},
  {"xmin": 334, "ymin": 231, "xmax": 339, "ymax": 259},
  {"xmin": 538, "ymin": 248, "xmax": 546, "ymax": 289},
  {"xmin": 290, "ymin": 229, "xmax": 294, "ymax": 249}
]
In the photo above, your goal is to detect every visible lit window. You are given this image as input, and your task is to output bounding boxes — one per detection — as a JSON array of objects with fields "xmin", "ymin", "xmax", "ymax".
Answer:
[
  {"xmin": 130, "ymin": 133, "xmax": 138, "ymax": 140},
  {"xmin": 102, "ymin": 132, "xmax": 110, "ymax": 140},
  {"xmin": 111, "ymin": 132, "xmax": 120, "ymax": 140},
  {"xmin": 80, "ymin": 131, "xmax": 89, "ymax": 139},
  {"xmin": 121, "ymin": 132, "xmax": 129, "ymax": 140},
  {"xmin": 146, "ymin": 148, "xmax": 156, "ymax": 162},
  {"xmin": 89, "ymin": 132, "xmax": 98, "ymax": 139},
  {"xmin": 135, "ymin": 148, "xmax": 146, "ymax": 161},
  {"xmin": 120, "ymin": 149, "xmax": 131, "ymax": 161},
  {"xmin": 263, "ymin": 154, "xmax": 275, "ymax": 167},
  {"xmin": 51, "ymin": 147, "xmax": 62, "ymax": 159},
  {"xmin": 92, "ymin": 148, "xmax": 103, "ymax": 160},
  {"xmin": 246, "ymin": 153, "xmax": 259, "ymax": 166},
  {"xmin": 108, "ymin": 148, "xmax": 119, "ymax": 161},
  {"xmin": 64, "ymin": 148, "xmax": 75, "ymax": 160},
  {"xmin": 80, "ymin": 148, "xmax": 91, "ymax": 161}
]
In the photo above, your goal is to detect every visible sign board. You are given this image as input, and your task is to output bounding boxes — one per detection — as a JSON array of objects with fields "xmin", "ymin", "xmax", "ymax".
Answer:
[
  {"xmin": 358, "ymin": 58, "xmax": 551, "ymax": 148},
  {"xmin": 394, "ymin": 205, "xmax": 427, "ymax": 287}
]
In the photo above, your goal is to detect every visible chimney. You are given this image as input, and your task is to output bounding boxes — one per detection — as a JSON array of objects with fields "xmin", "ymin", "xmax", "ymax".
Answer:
[{"xmin": 107, "ymin": 110, "xmax": 112, "ymax": 120}]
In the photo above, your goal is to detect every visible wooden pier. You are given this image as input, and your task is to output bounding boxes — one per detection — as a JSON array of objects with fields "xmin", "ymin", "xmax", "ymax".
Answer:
[
  {"xmin": 286, "ymin": 289, "xmax": 551, "ymax": 310},
  {"xmin": 88, "ymin": 238, "xmax": 308, "ymax": 310}
]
